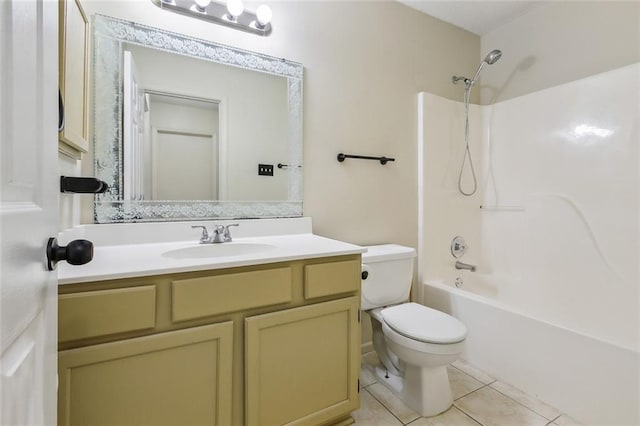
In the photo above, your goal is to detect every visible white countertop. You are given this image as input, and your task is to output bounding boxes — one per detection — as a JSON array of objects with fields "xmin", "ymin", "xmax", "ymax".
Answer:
[{"xmin": 58, "ymin": 233, "xmax": 366, "ymax": 285}]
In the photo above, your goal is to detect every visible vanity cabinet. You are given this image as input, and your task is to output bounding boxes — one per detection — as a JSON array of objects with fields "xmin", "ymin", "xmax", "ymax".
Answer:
[
  {"xmin": 58, "ymin": 0, "xmax": 89, "ymax": 155},
  {"xmin": 58, "ymin": 322, "xmax": 233, "ymax": 426},
  {"xmin": 58, "ymin": 255, "xmax": 361, "ymax": 426},
  {"xmin": 245, "ymin": 297, "xmax": 360, "ymax": 426}
]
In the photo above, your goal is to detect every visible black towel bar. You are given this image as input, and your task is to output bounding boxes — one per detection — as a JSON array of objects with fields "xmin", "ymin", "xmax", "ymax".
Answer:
[{"xmin": 337, "ymin": 153, "xmax": 395, "ymax": 165}]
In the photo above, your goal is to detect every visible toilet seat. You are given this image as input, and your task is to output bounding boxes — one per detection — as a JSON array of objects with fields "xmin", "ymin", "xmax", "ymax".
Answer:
[
  {"xmin": 381, "ymin": 321, "xmax": 465, "ymax": 356},
  {"xmin": 381, "ymin": 302, "xmax": 467, "ymax": 344}
]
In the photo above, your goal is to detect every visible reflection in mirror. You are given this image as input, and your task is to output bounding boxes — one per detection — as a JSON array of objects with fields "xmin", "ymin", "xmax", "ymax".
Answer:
[
  {"xmin": 125, "ymin": 91, "xmax": 221, "ymax": 201},
  {"xmin": 93, "ymin": 15, "xmax": 303, "ymax": 223}
]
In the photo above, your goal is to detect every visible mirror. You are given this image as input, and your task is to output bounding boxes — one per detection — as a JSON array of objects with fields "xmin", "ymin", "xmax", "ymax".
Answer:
[{"xmin": 93, "ymin": 15, "xmax": 303, "ymax": 223}]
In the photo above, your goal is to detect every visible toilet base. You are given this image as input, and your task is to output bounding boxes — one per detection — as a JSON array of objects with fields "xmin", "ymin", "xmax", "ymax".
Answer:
[{"xmin": 373, "ymin": 363, "xmax": 453, "ymax": 417}]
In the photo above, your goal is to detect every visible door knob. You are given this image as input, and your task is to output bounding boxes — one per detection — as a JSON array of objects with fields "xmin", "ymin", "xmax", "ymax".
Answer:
[{"xmin": 46, "ymin": 237, "xmax": 93, "ymax": 271}]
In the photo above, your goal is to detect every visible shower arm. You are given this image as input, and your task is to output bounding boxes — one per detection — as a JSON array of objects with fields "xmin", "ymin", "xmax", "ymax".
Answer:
[
  {"xmin": 452, "ymin": 61, "xmax": 487, "ymax": 88},
  {"xmin": 452, "ymin": 75, "xmax": 472, "ymax": 86}
]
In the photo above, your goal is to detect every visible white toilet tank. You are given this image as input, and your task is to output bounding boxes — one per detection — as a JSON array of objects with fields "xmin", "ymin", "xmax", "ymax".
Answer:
[{"xmin": 361, "ymin": 244, "xmax": 416, "ymax": 310}]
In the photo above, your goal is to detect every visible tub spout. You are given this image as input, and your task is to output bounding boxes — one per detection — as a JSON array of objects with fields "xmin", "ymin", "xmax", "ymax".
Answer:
[{"xmin": 455, "ymin": 261, "xmax": 476, "ymax": 272}]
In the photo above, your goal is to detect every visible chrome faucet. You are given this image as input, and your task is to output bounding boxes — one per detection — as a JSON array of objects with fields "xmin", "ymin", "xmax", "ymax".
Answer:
[
  {"xmin": 222, "ymin": 224, "xmax": 239, "ymax": 242},
  {"xmin": 191, "ymin": 225, "xmax": 210, "ymax": 244},
  {"xmin": 210, "ymin": 225, "xmax": 226, "ymax": 243},
  {"xmin": 191, "ymin": 224, "xmax": 239, "ymax": 244},
  {"xmin": 455, "ymin": 261, "xmax": 476, "ymax": 272}
]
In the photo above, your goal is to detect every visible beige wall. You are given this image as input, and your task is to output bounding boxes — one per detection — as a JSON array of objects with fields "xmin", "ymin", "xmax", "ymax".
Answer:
[
  {"xmin": 479, "ymin": 1, "xmax": 640, "ymax": 104},
  {"xmin": 77, "ymin": 0, "xmax": 479, "ymax": 349},
  {"xmin": 59, "ymin": 153, "xmax": 82, "ymax": 231},
  {"xmin": 79, "ymin": 0, "xmax": 480, "ymax": 249}
]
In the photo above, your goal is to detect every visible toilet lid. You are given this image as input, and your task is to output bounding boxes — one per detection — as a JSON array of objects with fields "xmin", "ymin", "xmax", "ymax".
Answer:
[{"xmin": 381, "ymin": 303, "xmax": 467, "ymax": 344}]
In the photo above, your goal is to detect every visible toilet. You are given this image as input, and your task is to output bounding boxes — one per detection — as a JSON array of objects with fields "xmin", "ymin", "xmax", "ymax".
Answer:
[{"xmin": 362, "ymin": 244, "xmax": 467, "ymax": 417}]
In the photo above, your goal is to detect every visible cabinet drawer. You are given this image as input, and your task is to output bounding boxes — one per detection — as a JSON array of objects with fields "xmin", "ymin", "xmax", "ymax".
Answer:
[
  {"xmin": 172, "ymin": 267, "xmax": 292, "ymax": 322},
  {"xmin": 59, "ymin": 286, "xmax": 156, "ymax": 343},
  {"xmin": 304, "ymin": 259, "xmax": 360, "ymax": 299}
]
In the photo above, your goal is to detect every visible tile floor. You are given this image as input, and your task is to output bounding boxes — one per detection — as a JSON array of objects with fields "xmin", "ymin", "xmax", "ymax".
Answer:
[{"xmin": 354, "ymin": 352, "xmax": 585, "ymax": 426}]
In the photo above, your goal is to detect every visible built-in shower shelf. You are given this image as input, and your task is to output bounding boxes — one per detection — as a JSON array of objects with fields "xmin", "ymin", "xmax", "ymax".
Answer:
[{"xmin": 479, "ymin": 205, "xmax": 525, "ymax": 211}]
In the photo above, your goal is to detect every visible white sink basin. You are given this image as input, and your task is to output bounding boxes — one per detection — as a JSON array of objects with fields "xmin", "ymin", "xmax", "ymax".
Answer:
[{"xmin": 162, "ymin": 243, "xmax": 275, "ymax": 259}]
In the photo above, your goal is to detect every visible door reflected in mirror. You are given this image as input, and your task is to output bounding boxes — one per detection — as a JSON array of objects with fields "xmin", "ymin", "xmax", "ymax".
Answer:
[{"xmin": 125, "ymin": 91, "xmax": 220, "ymax": 201}]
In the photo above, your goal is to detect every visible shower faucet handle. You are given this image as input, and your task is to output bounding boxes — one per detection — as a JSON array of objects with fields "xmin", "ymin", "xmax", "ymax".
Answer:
[{"xmin": 451, "ymin": 236, "xmax": 467, "ymax": 258}]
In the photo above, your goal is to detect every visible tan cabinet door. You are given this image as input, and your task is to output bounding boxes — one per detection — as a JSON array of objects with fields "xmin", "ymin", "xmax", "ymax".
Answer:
[
  {"xmin": 58, "ymin": 322, "xmax": 233, "ymax": 426},
  {"xmin": 245, "ymin": 297, "xmax": 360, "ymax": 426},
  {"xmin": 58, "ymin": 0, "xmax": 89, "ymax": 153}
]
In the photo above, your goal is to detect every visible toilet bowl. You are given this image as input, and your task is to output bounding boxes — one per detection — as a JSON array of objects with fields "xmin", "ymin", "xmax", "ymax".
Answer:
[{"xmin": 362, "ymin": 245, "xmax": 467, "ymax": 417}]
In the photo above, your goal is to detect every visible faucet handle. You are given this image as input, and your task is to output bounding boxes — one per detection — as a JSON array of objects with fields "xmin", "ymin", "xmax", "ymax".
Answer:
[
  {"xmin": 191, "ymin": 225, "xmax": 209, "ymax": 244},
  {"xmin": 223, "ymin": 224, "xmax": 239, "ymax": 242}
]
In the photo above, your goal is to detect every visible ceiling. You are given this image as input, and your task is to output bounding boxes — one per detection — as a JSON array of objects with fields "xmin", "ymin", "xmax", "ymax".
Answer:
[{"xmin": 396, "ymin": 1, "xmax": 539, "ymax": 36}]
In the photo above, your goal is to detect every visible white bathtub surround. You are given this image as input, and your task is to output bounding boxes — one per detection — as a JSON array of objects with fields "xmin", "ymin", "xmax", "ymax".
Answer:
[
  {"xmin": 424, "ymin": 280, "xmax": 639, "ymax": 426},
  {"xmin": 418, "ymin": 63, "xmax": 639, "ymax": 425}
]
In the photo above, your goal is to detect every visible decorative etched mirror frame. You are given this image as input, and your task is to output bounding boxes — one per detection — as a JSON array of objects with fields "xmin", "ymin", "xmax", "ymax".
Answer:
[{"xmin": 92, "ymin": 15, "xmax": 303, "ymax": 223}]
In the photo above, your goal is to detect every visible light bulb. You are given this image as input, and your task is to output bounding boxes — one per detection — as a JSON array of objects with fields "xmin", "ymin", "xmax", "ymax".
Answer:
[
  {"xmin": 256, "ymin": 4, "xmax": 272, "ymax": 27},
  {"xmin": 194, "ymin": 0, "xmax": 211, "ymax": 12},
  {"xmin": 226, "ymin": 0, "xmax": 243, "ymax": 19}
]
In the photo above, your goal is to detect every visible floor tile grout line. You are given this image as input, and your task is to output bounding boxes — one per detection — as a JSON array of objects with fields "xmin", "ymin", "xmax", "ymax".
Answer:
[
  {"xmin": 546, "ymin": 414, "xmax": 562, "ymax": 425},
  {"xmin": 458, "ymin": 406, "xmax": 484, "ymax": 426},
  {"xmin": 364, "ymin": 360, "xmax": 563, "ymax": 426},
  {"xmin": 362, "ymin": 381, "xmax": 376, "ymax": 390},
  {"xmin": 451, "ymin": 363, "xmax": 562, "ymax": 422},
  {"xmin": 451, "ymin": 384, "xmax": 493, "ymax": 426},
  {"xmin": 361, "ymin": 364, "xmax": 421, "ymax": 425},
  {"xmin": 487, "ymin": 382, "xmax": 561, "ymax": 422},
  {"xmin": 450, "ymin": 363, "xmax": 496, "ymax": 385},
  {"xmin": 362, "ymin": 386, "xmax": 412, "ymax": 426},
  {"xmin": 454, "ymin": 400, "xmax": 486, "ymax": 425},
  {"xmin": 453, "ymin": 382, "xmax": 493, "ymax": 402}
]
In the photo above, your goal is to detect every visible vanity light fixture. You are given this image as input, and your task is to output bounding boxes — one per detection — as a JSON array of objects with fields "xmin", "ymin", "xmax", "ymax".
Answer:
[
  {"xmin": 193, "ymin": 0, "xmax": 211, "ymax": 13},
  {"xmin": 151, "ymin": 0, "xmax": 272, "ymax": 36},
  {"xmin": 255, "ymin": 4, "xmax": 272, "ymax": 29},
  {"xmin": 225, "ymin": 0, "xmax": 243, "ymax": 21}
]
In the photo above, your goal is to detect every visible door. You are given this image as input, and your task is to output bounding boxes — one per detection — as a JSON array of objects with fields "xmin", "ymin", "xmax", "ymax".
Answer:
[
  {"xmin": 123, "ymin": 50, "xmax": 146, "ymax": 200},
  {"xmin": 245, "ymin": 297, "xmax": 360, "ymax": 426},
  {"xmin": 152, "ymin": 128, "xmax": 217, "ymax": 200},
  {"xmin": 1, "ymin": 1, "xmax": 59, "ymax": 424}
]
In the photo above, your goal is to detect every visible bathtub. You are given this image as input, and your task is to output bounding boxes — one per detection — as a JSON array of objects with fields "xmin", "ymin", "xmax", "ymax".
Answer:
[{"xmin": 422, "ymin": 279, "xmax": 640, "ymax": 426}]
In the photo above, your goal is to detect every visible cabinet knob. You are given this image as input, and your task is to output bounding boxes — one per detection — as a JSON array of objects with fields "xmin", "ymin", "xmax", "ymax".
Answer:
[{"xmin": 46, "ymin": 237, "xmax": 93, "ymax": 271}]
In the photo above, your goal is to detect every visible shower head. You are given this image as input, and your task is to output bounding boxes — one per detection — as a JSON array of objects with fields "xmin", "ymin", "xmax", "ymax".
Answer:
[
  {"xmin": 484, "ymin": 49, "xmax": 502, "ymax": 65},
  {"xmin": 452, "ymin": 49, "xmax": 503, "ymax": 88},
  {"xmin": 469, "ymin": 49, "xmax": 502, "ymax": 85}
]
